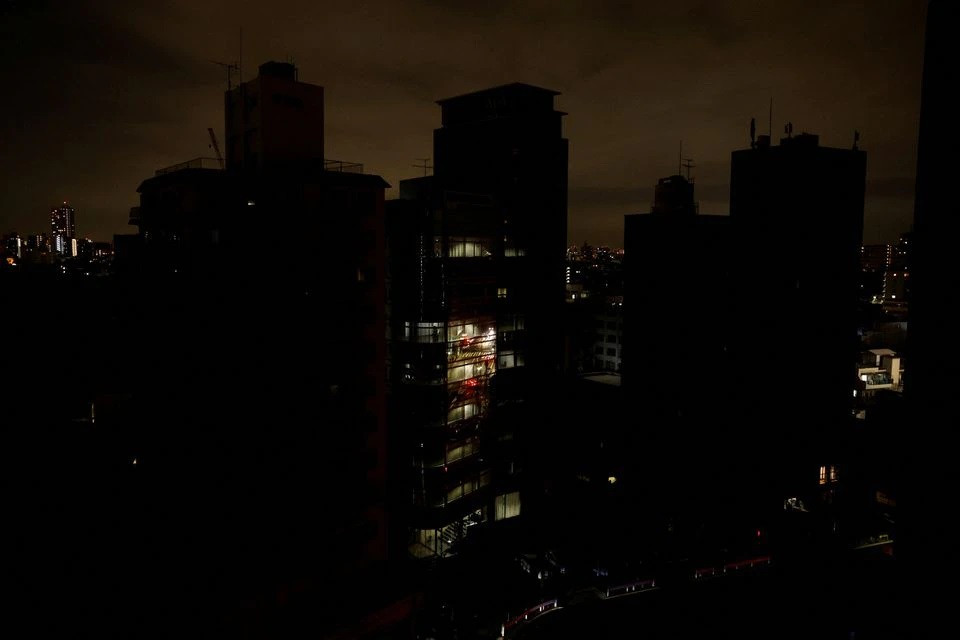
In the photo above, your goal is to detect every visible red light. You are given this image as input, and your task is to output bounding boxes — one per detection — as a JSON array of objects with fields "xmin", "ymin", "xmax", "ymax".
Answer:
[
  {"xmin": 756, "ymin": 529, "xmax": 762, "ymax": 538},
  {"xmin": 464, "ymin": 378, "xmax": 479, "ymax": 387}
]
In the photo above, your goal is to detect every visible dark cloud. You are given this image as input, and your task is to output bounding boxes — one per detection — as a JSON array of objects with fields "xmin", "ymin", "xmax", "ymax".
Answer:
[{"xmin": 0, "ymin": 1, "xmax": 926, "ymax": 246}]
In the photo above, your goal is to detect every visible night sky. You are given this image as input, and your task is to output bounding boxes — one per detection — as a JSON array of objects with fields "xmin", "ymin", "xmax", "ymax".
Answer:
[{"xmin": 0, "ymin": 0, "xmax": 926, "ymax": 246}]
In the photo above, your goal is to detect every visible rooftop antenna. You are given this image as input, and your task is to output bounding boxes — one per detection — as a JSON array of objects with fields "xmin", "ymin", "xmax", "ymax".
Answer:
[
  {"xmin": 678, "ymin": 140, "xmax": 682, "ymax": 176},
  {"xmin": 413, "ymin": 158, "xmax": 433, "ymax": 177},
  {"xmin": 211, "ymin": 28, "xmax": 242, "ymax": 91},
  {"xmin": 853, "ymin": 130, "xmax": 861, "ymax": 151},
  {"xmin": 681, "ymin": 158, "xmax": 696, "ymax": 181},
  {"xmin": 769, "ymin": 94, "xmax": 773, "ymax": 137},
  {"xmin": 238, "ymin": 27, "xmax": 243, "ymax": 85},
  {"xmin": 212, "ymin": 60, "xmax": 240, "ymax": 90},
  {"xmin": 750, "ymin": 117, "xmax": 757, "ymax": 148}
]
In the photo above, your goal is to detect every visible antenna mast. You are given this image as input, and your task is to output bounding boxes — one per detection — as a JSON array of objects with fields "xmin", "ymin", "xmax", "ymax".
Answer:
[
  {"xmin": 769, "ymin": 95, "xmax": 773, "ymax": 137},
  {"xmin": 413, "ymin": 158, "xmax": 433, "ymax": 177},
  {"xmin": 681, "ymin": 158, "xmax": 696, "ymax": 181},
  {"xmin": 212, "ymin": 60, "xmax": 240, "ymax": 90}
]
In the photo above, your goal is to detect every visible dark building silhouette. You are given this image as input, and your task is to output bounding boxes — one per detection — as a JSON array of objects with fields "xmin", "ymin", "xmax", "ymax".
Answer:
[
  {"xmin": 225, "ymin": 61, "xmax": 325, "ymax": 172},
  {"xmin": 729, "ymin": 131, "xmax": 866, "ymax": 497},
  {"xmin": 905, "ymin": 0, "xmax": 958, "ymax": 629},
  {"xmin": 622, "ymin": 174, "xmax": 736, "ymax": 515},
  {"xmin": 115, "ymin": 62, "xmax": 396, "ymax": 636},
  {"xmin": 652, "ymin": 174, "xmax": 698, "ymax": 215},
  {"xmin": 387, "ymin": 83, "xmax": 568, "ymax": 558}
]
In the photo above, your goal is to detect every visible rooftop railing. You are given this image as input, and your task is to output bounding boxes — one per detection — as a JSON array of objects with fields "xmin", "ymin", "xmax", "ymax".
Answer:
[{"xmin": 155, "ymin": 157, "xmax": 222, "ymax": 175}]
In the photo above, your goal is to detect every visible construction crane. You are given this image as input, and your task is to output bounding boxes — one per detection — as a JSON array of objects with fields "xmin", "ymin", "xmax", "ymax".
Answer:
[{"xmin": 207, "ymin": 128, "xmax": 224, "ymax": 169}]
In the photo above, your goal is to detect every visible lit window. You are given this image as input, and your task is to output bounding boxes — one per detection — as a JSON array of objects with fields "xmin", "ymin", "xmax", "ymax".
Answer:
[
  {"xmin": 819, "ymin": 466, "xmax": 827, "ymax": 485},
  {"xmin": 497, "ymin": 287, "xmax": 508, "ymax": 299},
  {"xmin": 494, "ymin": 491, "xmax": 521, "ymax": 520}
]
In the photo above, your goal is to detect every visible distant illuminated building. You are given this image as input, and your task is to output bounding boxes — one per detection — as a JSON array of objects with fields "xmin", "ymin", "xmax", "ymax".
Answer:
[
  {"xmin": 591, "ymin": 308, "xmax": 622, "ymax": 372},
  {"xmin": 76, "ymin": 238, "xmax": 95, "ymax": 261},
  {"xmin": 92, "ymin": 242, "xmax": 113, "ymax": 259},
  {"xmin": 50, "ymin": 202, "xmax": 76, "ymax": 256},
  {"xmin": 26, "ymin": 234, "xmax": 49, "ymax": 253},
  {"xmin": 861, "ymin": 244, "xmax": 891, "ymax": 302},
  {"xmin": 4, "ymin": 233, "xmax": 22, "ymax": 258},
  {"xmin": 882, "ymin": 233, "xmax": 911, "ymax": 311}
]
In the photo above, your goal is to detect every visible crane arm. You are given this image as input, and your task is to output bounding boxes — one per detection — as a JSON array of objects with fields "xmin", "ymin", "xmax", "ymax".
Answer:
[{"xmin": 207, "ymin": 128, "xmax": 224, "ymax": 169}]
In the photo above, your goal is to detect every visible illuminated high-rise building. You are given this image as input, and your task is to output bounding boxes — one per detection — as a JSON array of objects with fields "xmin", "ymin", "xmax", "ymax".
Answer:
[
  {"xmin": 387, "ymin": 83, "xmax": 568, "ymax": 558},
  {"xmin": 50, "ymin": 202, "xmax": 76, "ymax": 255}
]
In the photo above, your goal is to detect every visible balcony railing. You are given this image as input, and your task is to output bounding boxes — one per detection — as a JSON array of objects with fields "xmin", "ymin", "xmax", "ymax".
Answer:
[
  {"xmin": 323, "ymin": 158, "xmax": 364, "ymax": 173},
  {"xmin": 862, "ymin": 373, "xmax": 893, "ymax": 386},
  {"xmin": 155, "ymin": 157, "xmax": 222, "ymax": 175}
]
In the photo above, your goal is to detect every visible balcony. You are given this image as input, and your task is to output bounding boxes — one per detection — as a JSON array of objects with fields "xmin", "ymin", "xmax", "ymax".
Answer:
[{"xmin": 859, "ymin": 371, "xmax": 893, "ymax": 389}]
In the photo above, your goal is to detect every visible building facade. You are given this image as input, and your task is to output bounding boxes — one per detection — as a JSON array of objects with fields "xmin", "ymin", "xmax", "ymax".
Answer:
[
  {"xmin": 388, "ymin": 83, "xmax": 568, "ymax": 558},
  {"xmin": 729, "ymin": 131, "xmax": 866, "ymax": 493},
  {"xmin": 121, "ymin": 62, "xmax": 392, "ymax": 630},
  {"xmin": 50, "ymin": 202, "xmax": 76, "ymax": 255},
  {"xmin": 621, "ymin": 174, "xmax": 735, "ymax": 511}
]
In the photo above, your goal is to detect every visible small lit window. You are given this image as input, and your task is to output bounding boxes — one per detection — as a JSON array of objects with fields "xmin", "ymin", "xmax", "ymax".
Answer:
[{"xmin": 497, "ymin": 287, "xmax": 508, "ymax": 299}]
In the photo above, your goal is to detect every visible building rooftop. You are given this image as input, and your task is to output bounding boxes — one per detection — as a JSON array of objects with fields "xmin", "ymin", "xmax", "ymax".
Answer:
[
  {"xmin": 436, "ymin": 82, "xmax": 560, "ymax": 105},
  {"xmin": 436, "ymin": 83, "xmax": 565, "ymax": 126}
]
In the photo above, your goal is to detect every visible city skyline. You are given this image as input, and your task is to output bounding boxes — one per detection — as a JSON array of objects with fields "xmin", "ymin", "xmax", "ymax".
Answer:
[
  {"xmin": 6, "ymin": 2, "xmax": 946, "ymax": 636},
  {"xmin": 0, "ymin": 0, "xmax": 926, "ymax": 246}
]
